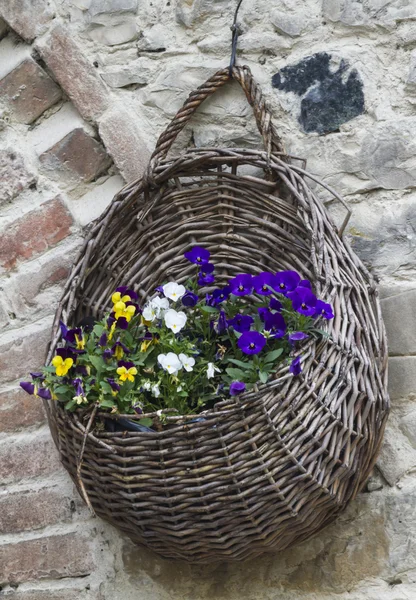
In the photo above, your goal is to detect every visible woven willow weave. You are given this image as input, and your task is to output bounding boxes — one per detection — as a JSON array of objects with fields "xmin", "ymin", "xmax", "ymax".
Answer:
[{"xmin": 45, "ymin": 66, "xmax": 389, "ymax": 563}]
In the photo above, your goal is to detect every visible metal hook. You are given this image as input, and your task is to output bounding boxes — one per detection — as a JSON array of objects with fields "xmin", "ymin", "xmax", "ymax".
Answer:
[{"xmin": 229, "ymin": 0, "xmax": 244, "ymax": 77}]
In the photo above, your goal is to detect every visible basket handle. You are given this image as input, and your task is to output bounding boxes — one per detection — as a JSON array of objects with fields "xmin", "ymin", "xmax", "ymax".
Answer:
[{"xmin": 149, "ymin": 65, "xmax": 285, "ymax": 167}]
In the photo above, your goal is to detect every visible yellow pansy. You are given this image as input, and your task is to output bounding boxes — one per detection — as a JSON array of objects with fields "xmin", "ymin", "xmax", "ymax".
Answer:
[
  {"xmin": 114, "ymin": 301, "xmax": 136, "ymax": 322},
  {"xmin": 112, "ymin": 291, "xmax": 131, "ymax": 305},
  {"xmin": 52, "ymin": 355, "xmax": 74, "ymax": 376},
  {"xmin": 74, "ymin": 333, "xmax": 85, "ymax": 350},
  {"xmin": 117, "ymin": 365, "xmax": 137, "ymax": 383}
]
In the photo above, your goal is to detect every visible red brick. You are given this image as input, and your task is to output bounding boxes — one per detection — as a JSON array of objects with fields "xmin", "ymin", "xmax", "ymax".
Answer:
[
  {"xmin": 0, "ymin": 59, "xmax": 62, "ymax": 125},
  {"xmin": 0, "ymin": 488, "xmax": 73, "ymax": 534},
  {"xmin": 0, "ymin": 149, "xmax": 37, "ymax": 206},
  {"xmin": 0, "ymin": 533, "xmax": 94, "ymax": 584},
  {"xmin": 0, "ymin": 387, "xmax": 46, "ymax": 433},
  {"xmin": 35, "ymin": 24, "xmax": 109, "ymax": 120},
  {"xmin": 98, "ymin": 104, "xmax": 150, "ymax": 182},
  {"xmin": 0, "ymin": 197, "xmax": 73, "ymax": 271},
  {"xmin": 0, "ymin": 0, "xmax": 55, "ymax": 41},
  {"xmin": 40, "ymin": 128, "xmax": 111, "ymax": 183},
  {"xmin": 0, "ymin": 430, "xmax": 60, "ymax": 484},
  {"xmin": 0, "ymin": 325, "xmax": 51, "ymax": 384}
]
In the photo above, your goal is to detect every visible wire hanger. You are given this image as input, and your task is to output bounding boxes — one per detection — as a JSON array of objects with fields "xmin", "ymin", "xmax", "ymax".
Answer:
[{"xmin": 229, "ymin": 0, "xmax": 244, "ymax": 77}]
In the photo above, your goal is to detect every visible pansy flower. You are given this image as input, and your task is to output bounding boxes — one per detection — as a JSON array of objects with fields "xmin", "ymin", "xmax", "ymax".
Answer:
[
  {"xmin": 158, "ymin": 353, "xmax": 182, "ymax": 375},
  {"xmin": 163, "ymin": 282, "xmax": 186, "ymax": 302},
  {"xmin": 207, "ymin": 362, "xmax": 221, "ymax": 379},
  {"xmin": 289, "ymin": 288, "xmax": 317, "ymax": 317},
  {"xmin": 113, "ymin": 300, "xmax": 136, "ymax": 323},
  {"xmin": 264, "ymin": 311, "xmax": 286, "ymax": 338},
  {"xmin": 289, "ymin": 356, "xmax": 302, "ymax": 376},
  {"xmin": 20, "ymin": 381, "xmax": 52, "ymax": 400},
  {"xmin": 99, "ymin": 332, "xmax": 108, "ymax": 347},
  {"xmin": 237, "ymin": 331, "xmax": 266, "ymax": 355},
  {"xmin": 178, "ymin": 353, "xmax": 195, "ymax": 372},
  {"xmin": 230, "ymin": 381, "xmax": 246, "ymax": 396},
  {"xmin": 215, "ymin": 310, "xmax": 228, "ymax": 334},
  {"xmin": 184, "ymin": 246, "xmax": 210, "ymax": 265},
  {"xmin": 111, "ymin": 287, "xmax": 138, "ymax": 305},
  {"xmin": 298, "ymin": 279, "xmax": 312, "ymax": 290},
  {"xmin": 211, "ymin": 286, "xmax": 231, "ymax": 305},
  {"xmin": 288, "ymin": 331, "xmax": 309, "ymax": 344},
  {"xmin": 229, "ymin": 274, "xmax": 253, "ymax": 297},
  {"xmin": 52, "ymin": 348, "xmax": 76, "ymax": 377},
  {"xmin": 198, "ymin": 263, "xmax": 215, "ymax": 286},
  {"xmin": 60, "ymin": 321, "xmax": 85, "ymax": 351},
  {"xmin": 103, "ymin": 349, "xmax": 113, "ymax": 362},
  {"xmin": 252, "ymin": 272, "xmax": 277, "ymax": 296},
  {"xmin": 269, "ymin": 297, "xmax": 283, "ymax": 312},
  {"xmin": 107, "ymin": 378, "xmax": 121, "ymax": 395},
  {"xmin": 182, "ymin": 291, "xmax": 198, "ymax": 307},
  {"xmin": 315, "ymin": 300, "xmax": 334, "ymax": 319},
  {"xmin": 164, "ymin": 309, "xmax": 187, "ymax": 334},
  {"xmin": 112, "ymin": 341, "xmax": 130, "ymax": 361},
  {"xmin": 116, "ymin": 360, "xmax": 137, "ymax": 383},
  {"xmin": 228, "ymin": 314, "xmax": 253, "ymax": 333},
  {"xmin": 72, "ymin": 378, "xmax": 87, "ymax": 405},
  {"xmin": 273, "ymin": 271, "xmax": 301, "ymax": 296}
]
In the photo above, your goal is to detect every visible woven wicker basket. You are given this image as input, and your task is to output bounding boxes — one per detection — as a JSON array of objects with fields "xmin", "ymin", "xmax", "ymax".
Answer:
[{"xmin": 44, "ymin": 66, "xmax": 389, "ymax": 563}]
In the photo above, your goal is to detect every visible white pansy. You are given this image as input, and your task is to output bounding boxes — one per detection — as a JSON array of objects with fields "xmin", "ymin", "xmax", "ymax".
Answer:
[
  {"xmin": 179, "ymin": 353, "xmax": 195, "ymax": 372},
  {"xmin": 206, "ymin": 362, "xmax": 221, "ymax": 379},
  {"xmin": 142, "ymin": 296, "xmax": 169, "ymax": 321},
  {"xmin": 177, "ymin": 385, "xmax": 183, "ymax": 392},
  {"xmin": 142, "ymin": 303, "xmax": 156, "ymax": 322},
  {"xmin": 152, "ymin": 296, "xmax": 169, "ymax": 317},
  {"xmin": 142, "ymin": 381, "xmax": 151, "ymax": 391},
  {"xmin": 164, "ymin": 309, "xmax": 187, "ymax": 334},
  {"xmin": 157, "ymin": 352, "xmax": 182, "ymax": 375},
  {"xmin": 163, "ymin": 282, "xmax": 186, "ymax": 302},
  {"xmin": 151, "ymin": 383, "xmax": 161, "ymax": 398}
]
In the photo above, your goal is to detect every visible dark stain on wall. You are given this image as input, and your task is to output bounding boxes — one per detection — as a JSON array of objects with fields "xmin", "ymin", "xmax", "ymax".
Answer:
[{"xmin": 272, "ymin": 52, "xmax": 365, "ymax": 134}]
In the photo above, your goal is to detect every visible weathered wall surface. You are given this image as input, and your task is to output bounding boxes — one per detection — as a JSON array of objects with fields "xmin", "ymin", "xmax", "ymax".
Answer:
[{"xmin": 0, "ymin": 1, "xmax": 415, "ymax": 598}]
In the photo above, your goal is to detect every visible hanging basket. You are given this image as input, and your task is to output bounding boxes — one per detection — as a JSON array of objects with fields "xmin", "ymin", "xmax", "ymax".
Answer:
[{"xmin": 44, "ymin": 66, "xmax": 389, "ymax": 563}]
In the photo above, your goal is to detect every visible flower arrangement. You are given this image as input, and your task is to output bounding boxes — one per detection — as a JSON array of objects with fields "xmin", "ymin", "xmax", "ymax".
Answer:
[{"xmin": 21, "ymin": 246, "xmax": 333, "ymax": 424}]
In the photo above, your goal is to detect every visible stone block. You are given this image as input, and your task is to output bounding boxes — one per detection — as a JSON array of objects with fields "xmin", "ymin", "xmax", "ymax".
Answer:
[
  {"xmin": 98, "ymin": 104, "xmax": 150, "ymax": 181},
  {"xmin": 0, "ymin": 591, "xmax": 97, "ymax": 600},
  {"xmin": 407, "ymin": 50, "xmax": 416, "ymax": 89},
  {"xmin": 381, "ymin": 289, "xmax": 416, "ymax": 355},
  {"xmin": 0, "ymin": 0, "xmax": 55, "ymax": 41},
  {"xmin": 39, "ymin": 128, "xmax": 111, "ymax": 183},
  {"xmin": 0, "ymin": 17, "xmax": 8, "ymax": 39},
  {"xmin": 89, "ymin": 0, "xmax": 137, "ymax": 19},
  {"xmin": 388, "ymin": 356, "xmax": 416, "ymax": 400},
  {"xmin": 0, "ymin": 197, "xmax": 73, "ymax": 272},
  {"xmin": 0, "ymin": 59, "xmax": 62, "ymax": 125},
  {"xmin": 68, "ymin": 175, "xmax": 124, "ymax": 226},
  {"xmin": 270, "ymin": 10, "xmax": 307, "ymax": 37},
  {"xmin": 176, "ymin": 0, "xmax": 228, "ymax": 27},
  {"xmin": 0, "ymin": 488, "xmax": 73, "ymax": 534},
  {"xmin": 377, "ymin": 419, "xmax": 416, "ymax": 485},
  {"xmin": 0, "ymin": 429, "xmax": 60, "ymax": 484},
  {"xmin": 88, "ymin": 20, "xmax": 138, "ymax": 45},
  {"xmin": 0, "ymin": 149, "xmax": 37, "ymax": 206},
  {"xmin": 35, "ymin": 24, "xmax": 109, "ymax": 121},
  {"xmin": 100, "ymin": 62, "xmax": 151, "ymax": 88},
  {"xmin": 0, "ymin": 387, "xmax": 46, "ymax": 433},
  {"xmin": 0, "ymin": 533, "xmax": 94, "ymax": 585},
  {"xmin": 0, "ymin": 323, "xmax": 51, "ymax": 384}
]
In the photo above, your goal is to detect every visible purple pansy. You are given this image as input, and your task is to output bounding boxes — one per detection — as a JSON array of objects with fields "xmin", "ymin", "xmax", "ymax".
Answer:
[
  {"xmin": 288, "ymin": 331, "xmax": 309, "ymax": 344},
  {"xmin": 59, "ymin": 322, "xmax": 85, "ymax": 350},
  {"xmin": 198, "ymin": 263, "xmax": 215, "ymax": 285},
  {"xmin": 76, "ymin": 365, "xmax": 89, "ymax": 376},
  {"xmin": 72, "ymin": 378, "xmax": 85, "ymax": 397},
  {"xmin": 20, "ymin": 381, "xmax": 35, "ymax": 395},
  {"xmin": 182, "ymin": 291, "xmax": 199, "ymax": 307},
  {"xmin": 229, "ymin": 274, "xmax": 253, "ymax": 297},
  {"xmin": 112, "ymin": 341, "xmax": 130, "ymax": 360},
  {"xmin": 212, "ymin": 286, "xmax": 231, "ymax": 304},
  {"xmin": 252, "ymin": 272, "xmax": 276, "ymax": 296},
  {"xmin": 273, "ymin": 271, "xmax": 301, "ymax": 296},
  {"xmin": 315, "ymin": 300, "xmax": 334, "ymax": 319},
  {"xmin": 103, "ymin": 349, "xmax": 113, "ymax": 361},
  {"xmin": 269, "ymin": 297, "xmax": 283, "ymax": 312},
  {"xmin": 184, "ymin": 246, "xmax": 211, "ymax": 265},
  {"xmin": 298, "ymin": 279, "xmax": 312, "ymax": 290},
  {"xmin": 20, "ymin": 381, "xmax": 52, "ymax": 400},
  {"xmin": 56, "ymin": 347, "xmax": 76, "ymax": 361},
  {"xmin": 230, "ymin": 381, "xmax": 246, "ymax": 396},
  {"xmin": 264, "ymin": 311, "xmax": 286, "ymax": 338},
  {"xmin": 116, "ymin": 316, "xmax": 129, "ymax": 330},
  {"xmin": 289, "ymin": 356, "xmax": 302, "ymax": 376},
  {"xmin": 238, "ymin": 331, "xmax": 266, "ymax": 355},
  {"xmin": 216, "ymin": 310, "xmax": 228, "ymax": 334},
  {"xmin": 258, "ymin": 306, "xmax": 268, "ymax": 322},
  {"xmin": 228, "ymin": 314, "xmax": 254, "ymax": 333},
  {"xmin": 118, "ymin": 360, "xmax": 135, "ymax": 370},
  {"xmin": 37, "ymin": 387, "xmax": 52, "ymax": 400},
  {"xmin": 289, "ymin": 287, "xmax": 317, "ymax": 317}
]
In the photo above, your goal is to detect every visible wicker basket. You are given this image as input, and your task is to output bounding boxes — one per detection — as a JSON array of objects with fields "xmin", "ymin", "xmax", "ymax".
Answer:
[{"xmin": 44, "ymin": 66, "xmax": 389, "ymax": 563}]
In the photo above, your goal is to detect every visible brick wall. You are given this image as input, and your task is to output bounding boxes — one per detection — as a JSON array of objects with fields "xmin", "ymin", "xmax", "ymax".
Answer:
[{"xmin": 0, "ymin": 1, "xmax": 416, "ymax": 599}]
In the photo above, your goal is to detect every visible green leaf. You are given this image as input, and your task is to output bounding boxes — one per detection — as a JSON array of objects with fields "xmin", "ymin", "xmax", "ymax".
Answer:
[
  {"xmin": 100, "ymin": 381, "xmax": 112, "ymax": 394},
  {"xmin": 226, "ymin": 367, "xmax": 246, "ymax": 380},
  {"xmin": 93, "ymin": 324, "xmax": 105, "ymax": 338},
  {"xmin": 54, "ymin": 385, "xmax": 71, "ymax": 394},
  {"xmin": 227, "ymin": 358, "xmax": 253, "ymax": 370},
  {"xmin": 64, "ymin": 399, "xmax": 76, "ymax": 411},
  {"xmin": 99, "ymin": 398, "xmax": 116, "ymax": 409},
  {"xmin": 200, "ymin": 305, "xmax": 219, "ymax": 313},
  {"xmin": 259, "ymin": 371, "xmax": 269, "ymax": 384},
  {"xmin": 138, "ymin": 418, "xmax": 153, "ymax": 428},
  {"xmin": 89, "ymin": 355, "xmax": 105, "ymax": 374},
  {"xmin": 264, "ymin": 348, "xmax": 284, "ymax": 363}
]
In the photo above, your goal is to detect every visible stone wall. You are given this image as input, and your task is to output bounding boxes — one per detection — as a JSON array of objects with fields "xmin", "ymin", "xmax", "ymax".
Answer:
[{"xmin": 0, "ymin": 0, "xmax": 415, "ymax": 598}]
